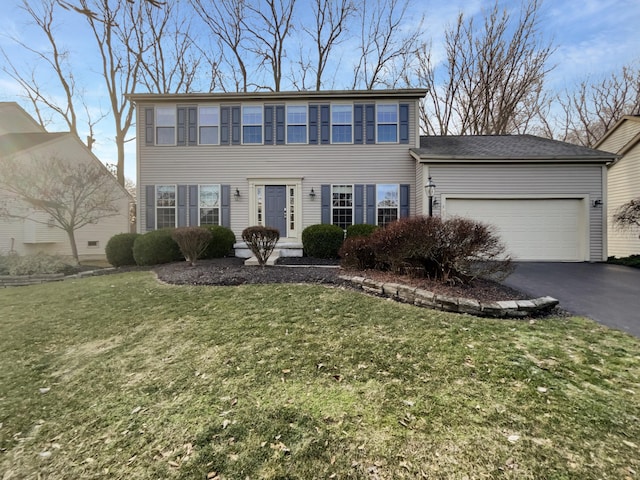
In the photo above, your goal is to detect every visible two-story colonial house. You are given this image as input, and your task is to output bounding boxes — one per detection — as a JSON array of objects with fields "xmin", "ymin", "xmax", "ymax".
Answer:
[{"xmin": 130, "ymin": 89, "xmax": 616, "ymax": 262}]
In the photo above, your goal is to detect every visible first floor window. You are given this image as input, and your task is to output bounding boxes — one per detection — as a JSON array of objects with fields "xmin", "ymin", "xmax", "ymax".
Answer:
[
  {"xmin": 199, "ymin": 106, "xmax": 219, "ymax": 145},
  {"xmin": 156, "ymin": 107, "xmax": 176, "ymax": 145},
  {"xmin": 377, "ymin": 184, "xmax": 399, "ymax": 226},
  {"xmin": 199, "ymin": 184, "xmax": 220, "ymax": 225},
  {"xmin": 243, "ymin": 106, "xmax": 263, "ymax": 144},
  {"xmin": 332, "ymin": 184, "xmax": 353, "ymax": 229},
  {"xmin": 156, "ymin": 185, "xmax": 176, "ymax": 228}
]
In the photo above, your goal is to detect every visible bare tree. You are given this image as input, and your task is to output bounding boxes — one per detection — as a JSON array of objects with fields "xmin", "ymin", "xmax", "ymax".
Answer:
[
  {"xmin": 613, "ymin": 198, "xmax": 640, "ymax": 238},
  {"xmin": 300, "ymin": 0, "xmax": 355, "ymax": 90},
  {"xmin": 56, "ymin": 0, "xmax": 164, "ymax": 20},
  {"xmin": 555, "ymin": 64, "xmax": 640, "ymax": 147},
  {"xmin": 0, "ymin": 154, "xmax": 126, "ymax": 263},
  {"xmin": 351, "ymin": 0, "xmax": 422, "ymax": 90},
  {"xmin": 243, "ymin": 0, "xmax": 297, "ymax": 92},
  {"xmin": 415, "ymin": 0, "xmax": 554, "ymax": 135}
]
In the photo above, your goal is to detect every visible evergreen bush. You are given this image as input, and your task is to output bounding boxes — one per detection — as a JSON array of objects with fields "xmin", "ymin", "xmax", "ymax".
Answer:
[
  {"xmin": 132, "ymin": 229, "xmax": 183, "ymax": 266},
  {"xmin": 105, "ymin": 233, "xmax": 140, "ymax": 267},
  {"xmin": 345, "ymin": 224, "xmax": 378, "ymax": 238},
  {"xmin": 302, "ymin": 224, "xmax": 344, "ymax": 259},
  {"xmin": 202, "ymin": 225, "xmax": 236, "ymax": 259}
]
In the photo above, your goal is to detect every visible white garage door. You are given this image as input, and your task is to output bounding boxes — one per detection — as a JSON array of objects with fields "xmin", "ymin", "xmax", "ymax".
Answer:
[{"xmin": 446, "ymin": 198, "xmax": 586, "ymax": 261}]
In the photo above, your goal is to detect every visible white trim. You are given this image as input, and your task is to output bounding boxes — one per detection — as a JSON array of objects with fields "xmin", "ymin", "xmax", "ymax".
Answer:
[
  {"xmin": 330, "ymin": 183, "xmax": 355, "ymax": 229},
  {"xmin": 375, "ymin": 183, "xmax": 400, "ymax": 226},
  {"xmin": 247, "ymin": 177, "xmax": 303, "ymax": 240}
]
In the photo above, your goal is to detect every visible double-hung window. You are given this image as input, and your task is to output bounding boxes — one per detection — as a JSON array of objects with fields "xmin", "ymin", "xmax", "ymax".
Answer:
[
  {"xmin": 156, "ymin": 185, "xmax": 176, "ymax": 228},
  {"xmin": 331, "ymin": 105, "xmax": 352, "ymax": 143},
  {"xmin": 332, "ymin": 184, "xmax": 353, "ymax": 230},
  {"xmin": 199, "ymin": 184, "xmax": 220, "ymax": 225},
  {"xmin": 156, "ymin": 107, "xmax": 176, "ymax": 145},
  {"xmin": 377, "ymin": 104, "xmax": 398, "ymax": 143},
  {"xmin": 376, "ymin": 184, "xmax": 399, "ymax": 226},
  {"xmin": 243, "ymin": 106, "xmax": 262, "ymax": 144},
  {"xmin": 287, "ymin": 105, "xmax": 307, "ymax": 143},
  {"xmin": 199, "ymin": 106, "xmax": 219, "ymax": 145}
]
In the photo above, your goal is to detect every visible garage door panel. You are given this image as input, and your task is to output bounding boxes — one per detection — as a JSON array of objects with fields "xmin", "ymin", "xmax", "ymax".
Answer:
[{"xmin": 446, "ymin": 198, "xmax": 585, "ymax": 261}]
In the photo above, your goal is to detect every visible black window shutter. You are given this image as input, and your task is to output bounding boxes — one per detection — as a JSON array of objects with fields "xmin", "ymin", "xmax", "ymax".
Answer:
[
  {"xmin": 320, "ymin": 105, "xmax": 330, "ymax": 144},
  {"xmin": 177, "ymin": 185, "xmax": 187, "ymax": 227},
  {"xmin": 400, "ymin": 184, "xmax": 410, "ymax": 218},
  {"xmin": 220, "ymin": 106, "xmax": 230, "ymax": 145},
  {"xmin": 231, "ymin": 106, "xmax": 241, "ymax": 145},
  {"xmin": 145, "ymin": 108, "xmax": 154, "ymax": 146},
  {"xmin": 177, "ymin": 107, "xmax": 186, "ymax": 146},
  {"xmin": 189, "ymin": 185, "xmax": 199, "ymax": 226},
  {"xmin": 354, "ymin": 105, "xmax": 363, "ymax": 144},
  {"xmin": 366, "ymin": 184, "xmax": 376, "ymax": 225},
  {"xmin": 276, "ymin": 105, "xmax": 285, "ymax": 144},
  {"xmin": 188, "ymin": 107, "xmax": 197, "ymax": 146},
  {"xmin": 264, "ymin": 105, "xmax": 274, "ymax": 145},
  {"xmin": 308, "ymin": 105, "xmax": 318, "ymax": 144},
  {"xmin": 221, "ymin": 185, "xmax": 231, "ymax": 228},
  {"xmin": 145, "ymin": 185, "xmax": 155, "ymax": 231},
  {"xmin": 354, "ymin": 184, "xmax": 364, "ymax": 223},
  {"xmin": 321, "ymin": 184, "xmax": 331, "ymax": 224},
  {"xmin": 399, "ymin": 103, "xmax": 409, "ymax": 144},
  {"xmin": 365, "ymin": 104, "xmax": 376, "ymax": 144}
]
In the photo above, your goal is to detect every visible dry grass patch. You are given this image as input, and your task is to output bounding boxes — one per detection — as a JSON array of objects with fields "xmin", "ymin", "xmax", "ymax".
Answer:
[{"xmin": 1, "ymin": 272, "xmax": 639, "ymax": 479}]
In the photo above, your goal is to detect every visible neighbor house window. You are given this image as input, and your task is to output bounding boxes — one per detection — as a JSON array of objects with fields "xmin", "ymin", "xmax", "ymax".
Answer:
[
  {"xmin": 199, "ymin": 106, "xmax": 219, "ymax": 145},
  {"xmin": 287, "ymin": 105, "xmax": 307, "ymax": 143},
  {"xmin": 156, "ymin": 107, "xmax": 176, "ymax": 145},
  {"xmin": 199, "ymin": 184, "xmax": 220, "ymax": 225},
  {"xmin": 331, "ymin": 105, "xmax": 352, "ymax": 143},
  {"xmin": 377, "ymin": 104, "xmax": 398, "ymax": 143},
  {"xmin": 332, "ymin": 184, "xmax": 353, "ymax": 229},
  {"xmin": 377, "ymin": 184, "xmax": 399, "ymax": 226},
  {"xmin": 243, "ymin": 106, "xmax": 263, "ymax": 144},
  {"xmin": 156, "ymin": 185, "xmax": 176, "ymax": 228}
]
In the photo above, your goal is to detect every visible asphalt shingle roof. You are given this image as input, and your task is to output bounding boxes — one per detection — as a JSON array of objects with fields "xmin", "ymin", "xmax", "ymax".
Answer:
[
  {"xmin": 413, "ymin": 135, "xmax": 617, "ymax": 160},
  {"xmin": 0, "ymin": 132, "xmax": 67, "ymax": 157}
]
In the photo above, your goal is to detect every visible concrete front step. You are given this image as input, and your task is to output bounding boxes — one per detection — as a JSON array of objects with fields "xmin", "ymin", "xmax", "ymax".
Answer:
[
  {"xmin": 244, "ymin": 249, "xmax": 281, "ymax": 266},
  {"xmin": 234, "ymin": 241, "xmax": 303, "ymax": 259}
]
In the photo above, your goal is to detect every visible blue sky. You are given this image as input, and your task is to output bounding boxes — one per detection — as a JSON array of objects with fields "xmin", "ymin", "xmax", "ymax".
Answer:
[{"xmin": 1, "ymin": 0, "xmax": 639, "ymax": 182}]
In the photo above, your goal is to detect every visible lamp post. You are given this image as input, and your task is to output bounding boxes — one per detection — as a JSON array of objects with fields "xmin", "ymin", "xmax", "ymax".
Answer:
[{"xmin": 426, "ymin": 176, "xmax": 436, "ymax": 217}]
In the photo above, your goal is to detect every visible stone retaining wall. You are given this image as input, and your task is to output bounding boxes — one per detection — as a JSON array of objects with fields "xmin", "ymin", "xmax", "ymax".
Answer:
[
  {"xmin": 0, "ymin": 268, "xmax": 116, "ymax": 287},
  {"xmin": 339, "ymin": 275, "xmax": 559, "ymax": 318}
]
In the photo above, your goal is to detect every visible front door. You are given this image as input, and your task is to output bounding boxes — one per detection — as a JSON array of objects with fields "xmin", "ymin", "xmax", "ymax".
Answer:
[{"xmin": 265, "ymin": 185, "xmax": 287, "ymax": 237}]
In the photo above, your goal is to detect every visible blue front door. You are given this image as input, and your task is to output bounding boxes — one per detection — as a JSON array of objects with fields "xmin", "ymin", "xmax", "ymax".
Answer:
[{"xmin": 265, "ymin": 185, "xmax": 287, "ymax": 237}]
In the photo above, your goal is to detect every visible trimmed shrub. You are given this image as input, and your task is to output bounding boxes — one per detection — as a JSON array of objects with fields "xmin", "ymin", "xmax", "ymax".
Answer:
[
  {"xmin": 302, "ymin": 224, "xmax": 344, "ymax": 259},
  {"xmin": 202, "ymin": 225, "xmax": 236, "ymax": 259},
  {"xmin": 339, "ymin": 236, "xmax": 376, "ymax": 270},
  {"xmin": 2, "ymin": 252, "xmax": 74, "ymax": 276},
  {"xmin": 171, "ymin": 227, "xmax": 213, "ymax": 266},
  {"xmin": 242, "ymin": 226, "xmax": 280, "ymax": 266},
  {"xmin": 345, "ymin": 224, "xmax": 378, "ymax": 239},
  {"xmin": 132, "ymin": 229, "xmax": 183, "ymax": 266},
  {"xmin": 105, "ymin": 233, "xmax": 140, "ymax": 267}
]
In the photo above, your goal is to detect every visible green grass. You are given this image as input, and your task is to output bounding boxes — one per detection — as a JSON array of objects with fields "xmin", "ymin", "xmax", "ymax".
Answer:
[{"xmin": 1, "ymin": 272, "xmax": 639, "ymax": 479}]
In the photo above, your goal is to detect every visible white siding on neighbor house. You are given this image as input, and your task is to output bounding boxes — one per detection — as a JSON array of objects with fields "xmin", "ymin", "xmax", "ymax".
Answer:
[
  {"xmin": 0, "ymin": 103, "xmax": 44, "ymax": 135},
  {"xmin": 599, "ymin": 119, "xmax": 640, "ymax": 154},
  {"xmin": 425, "ymin": 163, "xmax": 606, "ymax": 262},
  {"xmin": 136, "ymin": 99, "xmax": 420, "ymax": 239},
  {"xmin": 607, "ymin": 144, "xmax": 640, "ymax": 257}
]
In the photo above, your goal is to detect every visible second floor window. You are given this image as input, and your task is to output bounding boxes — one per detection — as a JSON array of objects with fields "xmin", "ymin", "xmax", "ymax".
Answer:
[
  {"xmin": 156, "ymin": 107, "xmax": 175, "ymax": 145},
  {"xmin": 332, "ymin": 105, "xmax": 352, "ymax": 143},
  {"xmin": 156, "ymin": 185, "xmax": 176, "ymax": 228},
  {"xmin": 377, "ymin": 104, "xmax": 398, "ymax": 143},
  {"xmin": 199, "ymin": 106, "xmax": 219, "ymax": 145},
  {"xmin": 199, "ymin": 184, "xmax": 220, "ymax": 225},
  {"xmin": 287, "ymin": 105, "xmax": 307, "ymax": 143},
  {"xmin": 332, "ymin": 184, "xmax": 353, "ymax": 229},
  {"xmin": 243, "ymin": 106, "xmax": 262, "ymax": 144}
]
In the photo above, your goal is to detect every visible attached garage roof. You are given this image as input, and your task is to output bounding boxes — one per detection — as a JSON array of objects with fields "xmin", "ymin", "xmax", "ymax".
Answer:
[{"xmin": 411, "ymin": 135, "xmax": 617, "ymax": 163}]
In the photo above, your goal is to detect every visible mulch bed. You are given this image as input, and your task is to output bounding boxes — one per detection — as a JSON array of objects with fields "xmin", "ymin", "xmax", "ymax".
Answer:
[{"xmin": 153, "ymin": 257, "xmax": 526, "ymax": 302}]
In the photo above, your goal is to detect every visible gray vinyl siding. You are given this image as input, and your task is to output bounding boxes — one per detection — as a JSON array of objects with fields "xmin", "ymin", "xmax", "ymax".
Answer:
[
  {"xmin": 428, "ymin": 164, "xmax": 606, "ymax": 262},
  {"xmin": 136, "ymin": 99, "xmax": 420, "ymax": 237}
]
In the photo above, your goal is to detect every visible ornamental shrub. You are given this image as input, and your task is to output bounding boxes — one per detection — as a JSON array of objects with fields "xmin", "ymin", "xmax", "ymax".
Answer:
[
  {"xmin": 339, "ymin": 236, "xmax": 376, "ymax": 270},
  {"xmin": 105, "ymin": 233, "xmax": 140, "ymax": 267},
  {"xmin": 302, "ymin": 224, "xmax": 344, "ymax": 259},
  {"xmin": 242, "ymin": 226, "xmax": 280, "ymax": 266},
  {"xmin": 132, "ymin": 229, "xmax": 183, "ymax": 266},
  {"xmin": 202, "ymin": 225, "xmax": 236, "ymax": 259},
  {"xmin": 2, "ymin": 252, "xmax": 74, "ymax": 276},
  {"xmin": 345, "ymin": 224, "xmax": 378, "ymax": 239},
  {"xmin": 171, "ymin": 227, "xmax": 213, "ymax": 266}
]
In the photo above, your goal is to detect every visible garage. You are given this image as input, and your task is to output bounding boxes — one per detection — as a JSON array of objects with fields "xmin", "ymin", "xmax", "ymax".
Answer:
[{"xmin": 445, "ymin": 197, "xmax": 587, "ymax": 261}]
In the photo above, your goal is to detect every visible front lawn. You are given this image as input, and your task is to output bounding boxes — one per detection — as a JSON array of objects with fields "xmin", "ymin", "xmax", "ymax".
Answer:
[{"xmin": 1, "ymin": 272, "xmax": 639, "ymax": 479}]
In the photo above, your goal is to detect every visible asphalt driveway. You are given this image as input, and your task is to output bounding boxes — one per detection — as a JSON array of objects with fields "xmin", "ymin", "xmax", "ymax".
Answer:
[{"xmin": 502, "ymin": 262, "xmax": 640, "ymax": 337}]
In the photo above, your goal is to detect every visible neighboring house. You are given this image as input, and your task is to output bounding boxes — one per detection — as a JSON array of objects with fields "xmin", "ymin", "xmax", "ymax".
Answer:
[
  {"xmin": 0, "ymin": 102, "xmax": 132, "ymax": 260},
  {"xmin": 130, "ymin": 89, "xmax": 616, "ymax": 262},
  {"xmin": 594, "ymin": 115, "xmax": 640, "ymax": 258}
]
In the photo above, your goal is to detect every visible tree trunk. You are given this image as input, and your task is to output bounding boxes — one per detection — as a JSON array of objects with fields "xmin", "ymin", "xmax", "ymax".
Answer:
[{"xmin": 66, "ymin": 229, "xmax": 80, "ymax": 265}]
